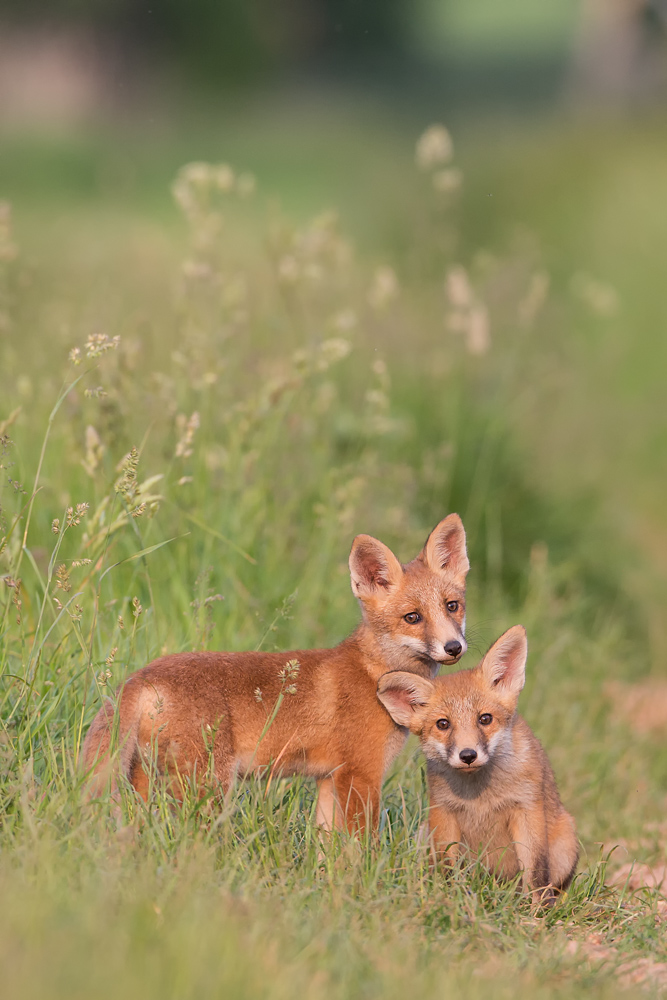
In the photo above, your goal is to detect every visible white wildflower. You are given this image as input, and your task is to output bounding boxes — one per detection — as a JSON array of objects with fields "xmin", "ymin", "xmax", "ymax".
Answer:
[
  {"xmin": 466, "ymin": 305, "xmax": 490, "ymax": 356},
  {"xmin": 445, "ymin": 266, "xmax": 473, "ymax": 309},
  {"xmin": 368, "ymin": 266, "xmax": 399, "ymax": 310},
  {"xmin": 236, "ymin": 173, "xmax": 256, "ymax": 197},
  {"xmin": 432, "ymin": 168, "xmax": 463, "ymax": 193},
  {"xmin": 214, "ymin": 164, "xmax": 235, "ymax": 192},
  {"xmin": 416, "ymin": 125, "xmax": 453, "ymax": 171}
]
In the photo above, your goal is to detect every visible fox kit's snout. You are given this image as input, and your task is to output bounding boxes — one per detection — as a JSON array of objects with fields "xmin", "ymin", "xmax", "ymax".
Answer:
[
  {"xmin": 350, "ymin": 513, "xmax": 469, "ymax": 675},
  {"xmin": 378, "ymin": 625, "xmax": 579, "ymax": 902}
]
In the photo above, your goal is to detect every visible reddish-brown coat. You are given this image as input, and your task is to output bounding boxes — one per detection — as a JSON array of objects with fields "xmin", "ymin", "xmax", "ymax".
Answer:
[
  {"xmin": 83, "ymin": 514, "xmax": 470, "ymax": 832},
  {"xmin": 377, "ymin": 626, "xmax": 579, "ymax": 902}
]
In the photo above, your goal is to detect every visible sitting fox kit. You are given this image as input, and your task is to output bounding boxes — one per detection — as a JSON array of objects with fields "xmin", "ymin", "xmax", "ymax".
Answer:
[
  {"xmin": 377, "ymin": 626, "xmax": 578, "ymax": 901},
  {"xmin": 83, "ymin": 514, "xmax": 469, "ymax": 832}
]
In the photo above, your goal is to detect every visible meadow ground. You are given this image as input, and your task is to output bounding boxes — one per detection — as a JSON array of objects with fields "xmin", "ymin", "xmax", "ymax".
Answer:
[{"xmin": 1, "ymin": 104, "xmax": 667, "ymax": 999}]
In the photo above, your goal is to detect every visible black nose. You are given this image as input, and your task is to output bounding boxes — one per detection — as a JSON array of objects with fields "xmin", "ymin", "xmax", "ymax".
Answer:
[
  {"xmin": 444, "ymin": 640, "xmax": 462, "ymax": 658},
  {"xmin": 459, "ymin": 748, "xmax": 477, "ymax": 765}
]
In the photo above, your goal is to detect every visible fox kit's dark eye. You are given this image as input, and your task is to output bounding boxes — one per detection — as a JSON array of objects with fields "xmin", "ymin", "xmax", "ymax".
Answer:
[
  {"xmin": 404, "ymin": 612, "xmax": 421, "ymax": 624},
  {"xmin": 479, "ymin": 713, "xmax": 493, "ymax": 726},
  {"xmin": 436, "ymin": 718, "xmax": 450, "ymax": 731},
  {"xmin": 446, "ymin": 600, "xmax": 459, "ymax": 613}
]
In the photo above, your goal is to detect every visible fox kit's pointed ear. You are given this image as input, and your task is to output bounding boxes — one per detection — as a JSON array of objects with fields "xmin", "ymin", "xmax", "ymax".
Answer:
[
  {"xmin": 349, "ymin": 534, "xmax": 403, "ymax": 600},
  {"xmin": 479, "ymin": 625, "xmax": 527, "ymax": 699},
  {"xmin": 377, "ymin": 671, "xmax": 434, "ymax": 731},
  {"xmin": 422, "ymin": 514, "xmax": 469, "ymax": 580}
]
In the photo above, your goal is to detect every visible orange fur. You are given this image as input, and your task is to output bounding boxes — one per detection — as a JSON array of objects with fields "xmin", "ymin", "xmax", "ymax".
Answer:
[
  {"xmin": 82, "ymin": 514, "xmax": 469, "ymax": 833},
  {"xmin": 377, "ymin": 625, "xmax": 578, "ymax": 902}
]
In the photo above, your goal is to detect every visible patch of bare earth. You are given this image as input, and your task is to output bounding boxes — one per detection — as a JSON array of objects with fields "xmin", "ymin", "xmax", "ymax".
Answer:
[
  {"xmin": 605, "ymin": 680, "xmax": 667, "ymax": 735},
  {"xmin": 561, "ymin": 842, "xmax": 667, "ymax": 994},
  {"xmin": 565, "ymin": 933, "xmax": 667, "ymax": 994},
  {"xmin": 610, "ymin": 862, "xmax": 667, "ymax": 895}
]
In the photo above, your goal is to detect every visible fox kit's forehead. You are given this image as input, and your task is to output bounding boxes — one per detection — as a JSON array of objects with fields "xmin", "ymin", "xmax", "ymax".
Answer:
[
  {"xmin": 402, "ymin": 556, "xmax": 466, "ymax": 598},
  {"xmin": 427, "ymin": 670, "xmax": 491, "ymax": 716},
  {"xmin": 434, "ymin": 668, "xmax": 479, "ymax": 695}
]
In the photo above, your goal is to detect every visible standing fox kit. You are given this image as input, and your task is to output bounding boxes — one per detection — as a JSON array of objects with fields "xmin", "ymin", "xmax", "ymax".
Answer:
[
  {"xmin": 83, "ymin": 514, "xmax": 469, "ymax": 832},
  {"xmin": 377, "ymin": 626, "xmax": 578, "ymax": 901}
]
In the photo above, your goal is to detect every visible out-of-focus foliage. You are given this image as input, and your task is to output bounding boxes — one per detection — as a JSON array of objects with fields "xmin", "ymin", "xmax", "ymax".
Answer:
[
  {"xmin": 1, "ymin": 128, "xmax": 667, "ymax": 999},
  {"xmin": 0, "ymin": 0, "xmax": 412, "ymax": 85},
  {"xmin": 3, "ymin": 0, "xmax": 667, "ymax": 106},
  {"xmin": 1, "ymin": 0, "xmax": 667, "ymax": 991}
]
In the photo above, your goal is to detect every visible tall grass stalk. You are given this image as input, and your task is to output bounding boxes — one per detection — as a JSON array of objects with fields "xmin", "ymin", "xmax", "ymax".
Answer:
[{"xmin": 0, "ymin": 135, "xmax": 664, "ymax": 1000}]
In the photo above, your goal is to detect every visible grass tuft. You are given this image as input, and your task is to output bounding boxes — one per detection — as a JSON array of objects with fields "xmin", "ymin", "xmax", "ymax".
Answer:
[{"xmin": 0, "ymin": 123, "xmax": 665, "ymax": 998}]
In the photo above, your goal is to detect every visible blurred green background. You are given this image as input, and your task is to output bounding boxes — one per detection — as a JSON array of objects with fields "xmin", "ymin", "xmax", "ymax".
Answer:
[
  {"xmin": 2, "ymin": 0, "xmax": 667, "ymax": 647},
  {"xmin": 3, "ymin": 6, "xmax": 667, "ymax": 997}
]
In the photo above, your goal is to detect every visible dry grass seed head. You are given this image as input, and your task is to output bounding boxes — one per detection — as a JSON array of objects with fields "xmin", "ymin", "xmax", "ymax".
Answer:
[{"xmin": 416, "ymin": 124, "xmax": 454, "ymax": 170}]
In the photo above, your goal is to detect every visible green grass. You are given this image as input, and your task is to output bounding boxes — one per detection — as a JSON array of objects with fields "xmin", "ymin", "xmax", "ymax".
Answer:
[{"xmin": 1, "ymin": 107, "xmax": 667, "ymax": 998}]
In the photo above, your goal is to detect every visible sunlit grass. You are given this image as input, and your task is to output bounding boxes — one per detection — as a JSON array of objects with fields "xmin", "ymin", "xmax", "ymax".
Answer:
[{"xmin": 1, "ymin": 121, "xmax": 666, "ymax": 998}]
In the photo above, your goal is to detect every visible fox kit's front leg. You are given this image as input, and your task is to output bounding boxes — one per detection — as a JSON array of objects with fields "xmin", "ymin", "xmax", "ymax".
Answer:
[
  {"xmin": 508, "ymin": 805, "xmax": 554, "ymax": 906},
  {"xmin": 315, "ymin": 776, "xmax": 338, "ymax": 831},
  {"xmin": 315, "ymin": 771, "xmax": 380, "ymax": 835},
  {"xmin": 428, "ymin": 800, "xmax": 462, "ymax": 867}
]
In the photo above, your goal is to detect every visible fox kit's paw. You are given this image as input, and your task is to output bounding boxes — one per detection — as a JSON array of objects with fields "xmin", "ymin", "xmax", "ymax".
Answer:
[{"xmin": 530, "ymin": 884, "xmax": 556, "ymax": 910}]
